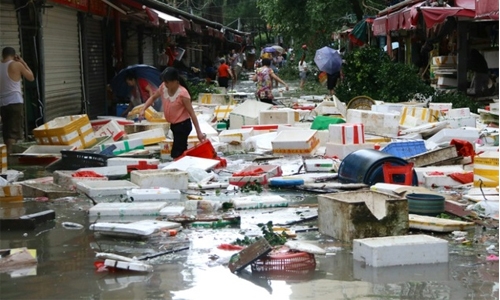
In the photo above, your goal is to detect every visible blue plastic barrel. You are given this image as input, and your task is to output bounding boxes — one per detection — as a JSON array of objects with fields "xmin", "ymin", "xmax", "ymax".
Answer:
[{"xmin": 338, "ymin": 149, "xmax": 418, "ymax": 186}]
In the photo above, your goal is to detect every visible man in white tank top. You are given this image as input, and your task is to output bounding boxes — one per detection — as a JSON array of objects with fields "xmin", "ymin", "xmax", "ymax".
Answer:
[{"xmin": 0, "ymin": 47, "xmax": 34, "ymax": 154}]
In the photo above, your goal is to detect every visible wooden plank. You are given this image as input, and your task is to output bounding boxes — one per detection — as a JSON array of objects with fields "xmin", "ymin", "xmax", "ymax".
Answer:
[
  {"xmin": 409, "ymin": 214, "xmax": 475, "ymax": 232},
  {"xmin": 445, "ymin": 201, "xmax": 498, "ymax": 228},
  {"xmin": 228, "ymin": 238, "xmax": 272, "ymax": 273},
  {"xmin": 407, "ymin": 146, "xmax": 459, "ymax": 167}
]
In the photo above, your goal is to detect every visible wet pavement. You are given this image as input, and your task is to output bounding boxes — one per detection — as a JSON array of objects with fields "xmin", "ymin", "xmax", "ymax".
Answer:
[{"xmin": 0, "ymin": 79, "xmax": 499, "ymax": 300}]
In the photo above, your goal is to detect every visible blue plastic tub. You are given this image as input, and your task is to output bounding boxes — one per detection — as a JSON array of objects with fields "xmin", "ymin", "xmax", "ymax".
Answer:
[
  {"xmin": 381, "ymin": 140, "xmax": 427, "ymax": 158},
  {"xmin": 116, "ymin": 104, "xmax": 129, "ymax": 117}
]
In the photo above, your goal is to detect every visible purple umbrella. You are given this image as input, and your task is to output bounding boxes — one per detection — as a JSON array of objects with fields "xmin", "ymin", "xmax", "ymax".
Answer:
[
  {"xmin": 314, "ymin": 47, "xmax": 342, "ymax": 74},
  {"xmin": 264, "ymin": 47, "xmax": 277, "ymax": 53}
]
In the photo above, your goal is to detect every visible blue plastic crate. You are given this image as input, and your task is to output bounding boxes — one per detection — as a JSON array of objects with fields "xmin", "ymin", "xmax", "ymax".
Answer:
[{"xmin": 381, "ymin": 140, "xmax": 427, "ymax": 158}]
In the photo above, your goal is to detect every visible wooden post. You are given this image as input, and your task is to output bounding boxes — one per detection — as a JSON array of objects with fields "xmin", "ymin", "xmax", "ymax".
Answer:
[{"xmin": 457, "ymin": 21, "xmax": 469, "ymax": 92}]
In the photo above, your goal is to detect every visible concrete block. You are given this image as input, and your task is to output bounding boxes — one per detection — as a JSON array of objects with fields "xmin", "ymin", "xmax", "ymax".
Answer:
[
  {"xmin": 318, "ymin": 190, "xmax": 408, "ymax": 242},
  {"xmin": 76, "ymin": 180, "xmax": 139, "ymax": 197},
  {"xmin": 325, "ymin": 142, "xmax": 374, "ymax": 159},
  {"xmin": 353, "ymin": 234, "xmax": 449, "ymax": 267},
  {"xmin": 130, "ymin": 169, "xmax": 188, "ymax": 190},
  {"xmin": 53, "ymin": 170, "xmax": 108, "ymax": 191}
]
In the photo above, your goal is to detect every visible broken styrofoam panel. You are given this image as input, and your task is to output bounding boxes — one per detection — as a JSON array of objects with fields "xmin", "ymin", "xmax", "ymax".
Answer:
[
  {"xmin": 229, "ymin": 100, "xmax": 273, "ymax": 129},
  {"xmin": 230, "ymin": 195, "xmax": 289, "ymax": 210},
  {"xmin": 353, "ymin": 235, "xmax": 448, "ymax": 267},
  {"xmin": 76, "ymin": 180, "xmax": 139, "ymax": 197},
  {"xmin": 88, "ymin": 202, "xmax": 167, "ymax": 217},
  {"xmin": 346, "ymin": 109, "xmax": 400, "ymax": 137},
  {"xmin": 130, "ymin": 169, "xmax": 189, "ymax": 190},
  {"xmin": 409, "ymin": 214, "xmax": 475, "ymax": 232},
  {"xmin": 423, "ymin": 173, "xmax": 465, "ymax": 188},
  {"xmin": 407, "ymin": 145, "xmax": 459, "ymax": 167},
  {"xmin": 163, "ymin": 156, "xmax": 220, "ymax": 172},
  {"xmin": 271, "ymin": 129, "xmax": 320, "ymax": 156},
  {"xmin": 188, "ymin": 118, "xmax": 218, "ymax": 139},
  {"xmin": 159, "ymin": 206, "xmax": 185, "ymax": 216},
  {"xmin": 426, "ymin": 128, "xmax": 480, "ymax": 146},
  {"xmin": 90, "ymin": 220, "xmax": 181, "ymax": 238},
  {"xmin": 106, "ymin": 158, "xmax": 160, "ymax": 167},
  {"xmin": 218, "ymin": 128, "xmax": 254, "ymax": 143},
  {"xmin": 243, "ymin": 132, "xmax": 277, "ymax": 153},
  {"xmin": 314, "ymin": 97, "xmax": 347, "ymax": 117},
  {"xmin": 413, "ymin": 165, "xmax": 464, "ymax": 186},
  {"xmin": 126, "ymin": 188, "xmax": 182, "ymax": 201},
  {"xmin": 325, "ymin": 142, "xmax": 374, "ymax": 159},
  {"xmin": 53, "ymin": 170, "xmax": 108, "ymax": 191},
  {"xmin": 398, "ymin": 121, "xmax": 449, "ymax": 138},
  {"xmin": 77, "ymin": 165, "xmax": 128, "ymax": 177}
]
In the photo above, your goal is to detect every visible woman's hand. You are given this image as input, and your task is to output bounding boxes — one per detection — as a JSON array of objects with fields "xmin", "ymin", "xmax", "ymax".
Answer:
[
  {"xmin": 197, "ymin": 132, "xmax": 206, "ymax": 142},
  {"xmin": 285, "ymin": 85, "xmax": 289, "ymax": 91},
  {"xmin": 138, "ymin": 109, "xmax": 146, "ymax": 121}
]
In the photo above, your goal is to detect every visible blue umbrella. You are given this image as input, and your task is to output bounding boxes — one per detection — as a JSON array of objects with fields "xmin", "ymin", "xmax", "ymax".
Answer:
[
  {"xmin": 110, "ymin": 64, "xmax": 162, "ymax": 99},
  {"xmin": 264, "ymin": 47, "xmax": 277, "ymax": 53},
  {"xmin": 314, "ymin": 47, "xmax": 342, "ymax": 75}
]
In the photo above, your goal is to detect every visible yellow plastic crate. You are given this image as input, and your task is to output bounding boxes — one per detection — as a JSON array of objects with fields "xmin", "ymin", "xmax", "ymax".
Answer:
[
  {"xmin": 0, "ymin": 144, "xmax": 6, "ymax": 173},
  {"xmin": 33, "ymin": 115, "xmax": 96, "ymax": 149}
]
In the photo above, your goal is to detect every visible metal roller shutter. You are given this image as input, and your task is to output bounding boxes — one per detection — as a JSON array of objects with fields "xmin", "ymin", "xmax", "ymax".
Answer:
[
  {"xmin": 143, "ymin": 35, "xmax": 154, "ymax": 66},
  {"xmin": 83, "ymin": 17, "xmax": 106, "ymax": 119},
  {"xmin": 0, "ymin": 0, "xmax": 20, "ymax": 53},
  {"xmin": 43, "ymin": 5, "xmax": 82, "ymax": 121},
  {"xmin": 126, "ymin": 28, "xmax": 139, "ymax": 66}
]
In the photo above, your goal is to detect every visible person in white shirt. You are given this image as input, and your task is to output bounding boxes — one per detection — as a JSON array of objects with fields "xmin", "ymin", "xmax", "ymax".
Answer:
[
  {"xmin": 298, "ymin": 53, "xmax": 308, "ymax": 89},
  {"xmin": 0, "ymin": 47, "xmax": 34, "ymax": 154}
]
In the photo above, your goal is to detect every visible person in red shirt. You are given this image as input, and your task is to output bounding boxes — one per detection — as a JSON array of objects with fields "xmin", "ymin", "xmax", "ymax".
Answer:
[
  {"xmin": 121, "ymin": 71, "xmax": 158, "ymax": 117},
  {"xmin": 216, "ymin": 59, "xmax": 233, "ymax": 92},
  {"xmin": 140, "ymin": 67, "xmax": 205, "ymax": 158}
]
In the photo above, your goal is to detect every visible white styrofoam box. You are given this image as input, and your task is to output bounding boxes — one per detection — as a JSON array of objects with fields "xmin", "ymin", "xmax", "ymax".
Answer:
[
  {"xmin": 304, "ymin": 158, "xmax": 335, "ymax": 172},
  {"xmin": 95, "ymin": 120, "xmax": 126, "ymax": 141},
  {"xmin": 474, "ymin": 152, "xmax": 499, "ymax": 187},
  {"xmin": 444, "ymin": 116, "xmax": 477, "ymax": 129},
  {"xmin": 346, "ymin": 110, "xmax": 400, "ymax": 137},
  {"xmin": 259, "ymin": 109, "xmax": 299, "ymax": 125},
  {"xmin": 218, "ymin": 128, "xmax": 254, "ymax": 143},
  {"xmin": 432, "ymin": 55, "xmax": 457, "ymax": 66},
  {"xmin": 162, "ymin": 156, "xmax": 220, "ymax": 171},
  {"xmin": 107, "ymin": 157, "xmax": 160, "ymax": 167},
  {"xmin": 447, "ymin": 107, "xmax": 470, "ymax": 118},
  {"xmin": 229, "ymin": 165, "xmax": 282, "ymax": 187},
  {"xmin": 76, "ymin": 180, "xmax": 139, "ymax": 197},
  {"xmin": 159, "ymin": 206, "xmax": 185, "ymax": 216},
  {"xmin": 328, "ymin": 123, "xmax": 365, "ymax": 145},
  {"xmin": 90, "ymin": 220, "xmax": 181, "ymax": 237},
  {"xmin": 429, "ymin": 103, "xmax": 453, "ymax": 113},
  {"xmin": 426, "ymin": 128, "xmax": 480, "ymax": 145},
  {"xmin": 214, "ymin": 105, "xmax": 235, "ymax": 121},
  {"xmin": 130, "ymin": 169, "xmax": 188, "ymax": 190},
  {"xmin": 127, "ymin": 127, "xmax": 166, "ymax": 146},
  {"xmin": 490, "ymin": 102, "xmax": 499, "ymax": 114},
  {"xmin": 241, "ymin": 124, "xmax": 284, "ymax": 135},
  {"xmin": 371, "ymin": 103, "xmax": 404, "ymax": 114},
  {"xmin": 482, "ymin": 50, "xmax": 499, "ymax": 68},
  {"xmin": 189, "ymin": 119, "xmax": 218, "ymax": 139},
  {"xmin": 315, "ymin": 130, "xmax": 329, "ymax": 147},
  {"xmin": 229, "ymin": 100, "xmax": 273, "ymax": 129},
  {"xmin": 159, "ymin": 139, "xmax": 173, "ymax": 159},
  {"xmin": 314, "ymin": 98, "xmax": 346, "ymax": 117},
  {"xmin": 414, "ymin": 165, "xmax": 464, "ymax": 186},
  {"xmin": 437, "ymin": 76, "xmax": 458, "ymax": 87},
  {"xmin": 325, "ymin": 142, "xmax": 374, "ymax": 159},
  {"xmin": 88, "ymin": 202, "xmax": 167, "ymax": 217},
  {"xmin": 126, "ymin": 188, "xmax": 181, "ymax": 201},
  {"xmin": 91, "ymin": 118, "xmax": 133, "ymax": 131},
  {"xmin": 98, "ymin": 138, "xmax": 144, "ymax": 155},
  {"xmin": 230, "ymin": 195, "xmax": 288, "ymax": 210},
  {"xmin": 353, "ymin": 235, "xmax": 448, "ymax": 267},
  {"xmin": 399, "ymin": 106, "xmax": 444, "ymax": 127},
  {"xmin": 78, "ymin": 165, "xmax": 128, "ymax": 177},
  {"xmin": 423, "ymin": 172, "xmax": 465, "ymax": 188},
  {"xmin": 53, "ymin": 170, "xmax": 108, "ymax": 191},
  {"xmin": 271, "ymin": 129, "xmax": 320, "ymax": 156}
]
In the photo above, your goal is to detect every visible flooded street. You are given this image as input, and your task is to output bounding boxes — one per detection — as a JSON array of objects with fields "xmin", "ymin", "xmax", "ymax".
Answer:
[{"xmin": 0, "ymin": 159, "xmax": 498, "ymax": 300}]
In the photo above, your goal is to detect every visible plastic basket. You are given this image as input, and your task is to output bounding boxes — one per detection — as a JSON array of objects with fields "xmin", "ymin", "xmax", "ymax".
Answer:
[
  {"xmin": 381, "ymin": 140, "xmax": 427, "ymax": 158},
  {"xmin": 251, "ymin": 251, "xmax": 316, "ymax": 273},
  {"xmin": 59, "ymin": 150, "xmax": 108, "ymax": 170}
]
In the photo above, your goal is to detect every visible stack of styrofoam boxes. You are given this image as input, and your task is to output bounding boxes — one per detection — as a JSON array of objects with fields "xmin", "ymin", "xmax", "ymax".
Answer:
[
  {"xmin": 229, "ymin": 100, "xmax": 273, "ymax": 129},
  {"xmin": 0, "ymin": 144, "xmax": 6, "ymax": 173},
  {"xmin": 346, "ymin": 109, "xmax": 400, "ymax": 138},
  {"xmin": 325, "ymin": 123, "xmax": 373, "ymax": 159},
  {"xmin": 432, "ymin": 55, "xmax": 457, "ymax": 89},
  {"xmin": 271, "ymin": 129, "xmax": 320, "ymax": 156},
  {"xmin": 442, "ymin": 107, "xmax": 477, "ymax": 129},
  {"xmin": 473, "ymin": 151, "xmax": 499, "ymax": 187},
  {"xmin": 218, "ymin": 128, "xmax": 254, "ymax": 152},
  {"xmin": 399, "ymin": 106, "xmax": 444, "ymax": 128},
  {"xmin": 259, "ymin": 109, "xmax": 299, "ymax": 125}
]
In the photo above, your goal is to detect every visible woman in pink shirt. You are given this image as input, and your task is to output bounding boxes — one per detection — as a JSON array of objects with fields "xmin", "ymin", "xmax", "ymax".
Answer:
[{"xmin": 140, "ymin": 67, "xmax": 205, "ymax": 158}]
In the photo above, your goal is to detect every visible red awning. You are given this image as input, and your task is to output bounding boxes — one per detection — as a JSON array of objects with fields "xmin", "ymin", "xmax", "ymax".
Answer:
[
  {"xmin": 114, "ymin": 0, "xmax": 160, "ymax": 26},
  {"xmin": 475, "ymin": 0, "xmax": 499, "ymax": 19},
  {"xmin": 373, "ymin": 16, "xmax": 387, "ymax": 36},
  {"xmin": 420, "ymin": 7, "xmax": 475, "ymax": 28},
  {"xmin": 400, "ymin": 2, "xmax": 423, "ymax": 30},
  {"xmin": 388, "ymin": 11, "xmax": 400, "ymax": 31},
  {"xmin": 180, "ymin": 16, "xmax": 191, "ymax": 30}
]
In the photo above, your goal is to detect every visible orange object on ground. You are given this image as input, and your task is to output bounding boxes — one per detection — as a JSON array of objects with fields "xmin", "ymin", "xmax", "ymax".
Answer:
[
  {"xmin": 382, "ymin": 162, "xmax": 414, "ymax": 186},
  {"xmin": 251, "ymin": 251, "xmax": 316, "ymax": 272},
  {"xmin": 217, "ymin": 244, "xmax": 246, "ymax": 251},
  {"xmin": 450, "ymin": 139, "xmax": 475, "ymax": 162},
  {"xmin": 176, "ymin": 139, "xmax": 217, "ymax": 160},
  {"xmin": 72, "ymin": 170, "xmax": 105, "ymax": 178},
  {"xmin": 232, "ymin": 168, "xmax": 266, "ymax": 177},
  {"xmin": 449, "ymin": 172, "xmax": 474, "ymax": 184}
]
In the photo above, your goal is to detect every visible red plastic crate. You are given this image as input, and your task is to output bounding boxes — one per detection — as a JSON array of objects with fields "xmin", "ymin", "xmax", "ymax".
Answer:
[{"xmin": 251, "ymin": 251, "xmax": 316, "ymax": 272}]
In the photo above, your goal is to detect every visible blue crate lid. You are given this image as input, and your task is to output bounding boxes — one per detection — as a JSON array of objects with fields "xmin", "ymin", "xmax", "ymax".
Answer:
[{"xmin": 381, "ymin": 140, "xmax": 427, "ymax": 158}]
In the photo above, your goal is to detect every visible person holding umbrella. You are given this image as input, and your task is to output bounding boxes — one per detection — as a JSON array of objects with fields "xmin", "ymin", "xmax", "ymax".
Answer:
[
  {"xmin": 314, "ymin": 46, "xmax": 343, "ymax": 96},
  {"xmin": 140, "ymin": 67, "xmax": 205, "ymax": 159}
]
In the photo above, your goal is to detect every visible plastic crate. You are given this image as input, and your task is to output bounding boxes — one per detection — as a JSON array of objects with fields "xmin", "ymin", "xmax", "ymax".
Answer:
[
  {"xmin": 381, "ymin": 140, "xmax": 427, "ymax": 158},
  {"xmin": 251, "ymin": 251, "xmax": 316, "ymax": 272},
  {"xmin": 59, "ymin": 150, "xmax": 108, "ymax": 170},
  {"xmin": 33, "ymin": 114, "xmax": 96, "ymax": 149}
]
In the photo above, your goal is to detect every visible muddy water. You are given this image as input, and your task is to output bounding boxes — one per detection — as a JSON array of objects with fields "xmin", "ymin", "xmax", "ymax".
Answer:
[{"xmin": 0, "ymin": 81, "xmax": 498, "ymax": 299}]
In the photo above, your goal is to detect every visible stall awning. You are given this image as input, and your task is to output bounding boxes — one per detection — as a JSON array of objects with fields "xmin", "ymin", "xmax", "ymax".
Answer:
[
  {"xmin": 476, "ymin": 0, "xmax": 499, "ymax": 19},
  {"xmin": 151, "ymin": 8, "xmax": 185, "ymax": 35},
  {"xmin": 373, "ymin": 16, "xmax": 387, "ymax": 36},
  {"xmin": 420, "ymin": 6, "xmax": 475, "ymax": 28},
  {"xmin": 400, "ymin": 2, "xmax": 423, "ymax": 30},
  {"xmin": 109, "ymin": 0, "xmax": 160, "ymax": 26},
  {"xmin": 388, "ymin": 11, "xmax": 400, "ymax": 31}
]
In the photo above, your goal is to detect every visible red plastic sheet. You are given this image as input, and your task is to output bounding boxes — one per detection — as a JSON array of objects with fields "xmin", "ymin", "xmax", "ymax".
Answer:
[{"xmin": 420, "ymin": 7, "xmax": 475, "ymax": 28}]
